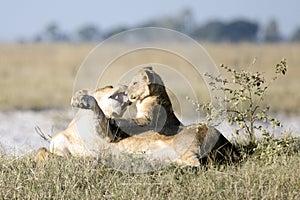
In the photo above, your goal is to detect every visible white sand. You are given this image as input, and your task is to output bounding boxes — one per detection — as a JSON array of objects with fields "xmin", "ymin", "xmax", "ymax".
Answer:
[{"xmin": 0, "ymin": 110, "xmax": 299, "ymax": 155}]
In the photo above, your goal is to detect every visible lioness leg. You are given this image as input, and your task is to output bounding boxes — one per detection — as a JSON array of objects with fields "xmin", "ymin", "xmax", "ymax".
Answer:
[{"xmin": 71, "ymin": 94, "xmax": 120, "ymax": 142}]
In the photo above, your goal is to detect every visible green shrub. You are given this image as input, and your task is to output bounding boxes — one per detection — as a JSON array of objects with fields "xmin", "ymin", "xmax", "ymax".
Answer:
[
  {"xmin": 202, "ymin": 59, "xmax": 300, "ymax": 161},
  {"xmin": 203, "ymin": 59, "xmax": 287, "ymax": 142}
]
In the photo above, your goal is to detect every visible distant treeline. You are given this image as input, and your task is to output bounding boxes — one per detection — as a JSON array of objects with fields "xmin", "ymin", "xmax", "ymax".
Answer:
[{"xmin": 25, "ymin": 9, "xmax": 300, "ymax": 43}]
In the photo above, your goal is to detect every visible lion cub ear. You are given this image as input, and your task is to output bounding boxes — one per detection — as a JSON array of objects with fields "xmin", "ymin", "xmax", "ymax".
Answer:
[
  {"xmin": 142, "ymin": 69, "xmax": 154, "ymax": 85},
  {"xmin": 142, "ymin": 66, "xmax": 164, "ymax": 86},
  {"xmin": 143, "ymin": 66, "xmax": 153, "ymax": 71}
]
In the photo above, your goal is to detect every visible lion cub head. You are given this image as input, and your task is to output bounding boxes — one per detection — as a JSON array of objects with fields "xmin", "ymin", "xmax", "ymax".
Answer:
[{"xmin": 126, "ymin": 66, "xmax": 165, "ymax": 102}]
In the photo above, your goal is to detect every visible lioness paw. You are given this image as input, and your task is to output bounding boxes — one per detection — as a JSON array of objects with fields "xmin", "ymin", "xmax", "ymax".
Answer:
[{"xmin": 71, "ymin": 94, "xmax": 97, "ymax": 110}]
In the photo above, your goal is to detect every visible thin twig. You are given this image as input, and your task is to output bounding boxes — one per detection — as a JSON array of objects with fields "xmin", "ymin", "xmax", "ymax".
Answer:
[{"xmin": 35, "ymin": 126, "xmax": 51, "ymax": 143}]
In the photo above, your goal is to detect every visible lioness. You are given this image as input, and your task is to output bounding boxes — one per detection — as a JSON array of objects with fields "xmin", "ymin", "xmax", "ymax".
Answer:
[
  {"xmin": 35, "ymin": 85, "xmax": 129, "ymax": 161},
  {"xmin": 72, "ymin": 90, "xmax": 239, "ymax": 166}
]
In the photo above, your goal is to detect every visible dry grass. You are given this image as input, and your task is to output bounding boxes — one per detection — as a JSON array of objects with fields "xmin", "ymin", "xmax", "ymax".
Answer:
[
  {"xmin": 0, "ymin": 149, "xmax": 299, "ymax": 199},
  {"xmin": 0, "ymin": 44, "xmax": 89, "ymax": 110},
  {"xmin": 0, "ymin": 43, "xmax": 299, "ymax": 113}
]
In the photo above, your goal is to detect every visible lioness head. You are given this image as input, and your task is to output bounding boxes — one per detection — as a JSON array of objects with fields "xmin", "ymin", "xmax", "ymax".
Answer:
[
  {"xmin": 94, "ymin": 85, "xmax": 130, "ymax": 118},
  {"xmin": 126, "ymin": 66, "xmax": 165, "ymax": 102},
  {"xmin": 72, "ymin": 85, "xmax": 130, "ymax": 118},
  {"xmin": 107, "ymin": 85, "xmax": 130, "ymax": 117}
]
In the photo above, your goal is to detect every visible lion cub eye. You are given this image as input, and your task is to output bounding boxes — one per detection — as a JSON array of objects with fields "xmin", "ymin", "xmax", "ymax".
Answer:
[{"xmin": 133, "ymin": 81, "xmax": 137, "ymax": 85}]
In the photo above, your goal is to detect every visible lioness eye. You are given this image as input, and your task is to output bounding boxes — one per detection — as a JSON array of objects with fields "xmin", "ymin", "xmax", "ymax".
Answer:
[{"xmin": 133, "ymin": 81, "xmax": 137, "ymax": 85}]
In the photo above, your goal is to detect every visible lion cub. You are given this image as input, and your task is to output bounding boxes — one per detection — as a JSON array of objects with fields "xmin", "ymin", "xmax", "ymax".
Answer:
[{"xmin": 109, "ymin": 66, "xmax": 183, "ymax": 138}]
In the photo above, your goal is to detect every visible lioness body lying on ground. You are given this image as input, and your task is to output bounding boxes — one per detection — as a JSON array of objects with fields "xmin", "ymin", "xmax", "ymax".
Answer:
[{"xmin": 72, "ymin": 91, "xmax": 239, "ymax": 166}]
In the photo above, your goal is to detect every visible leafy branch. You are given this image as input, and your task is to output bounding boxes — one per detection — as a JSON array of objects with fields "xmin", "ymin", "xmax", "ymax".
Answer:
[{"xmin": 203, "ymin": 59, "xmax": 287, "ymax": 144}]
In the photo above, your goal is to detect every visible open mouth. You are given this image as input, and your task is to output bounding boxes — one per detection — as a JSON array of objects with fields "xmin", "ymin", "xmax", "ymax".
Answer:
[{"xmin": 109, "ymin": 92, "xmax": 131, "ymax": 109}]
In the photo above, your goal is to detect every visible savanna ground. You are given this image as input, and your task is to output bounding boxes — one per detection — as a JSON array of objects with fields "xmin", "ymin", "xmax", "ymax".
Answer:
[
  {"xmin": 0, "ymin": 43, "xmax": 299, "ymax": 199},
  {"xmin": 1, "ymin": 43, "xmax": 300, "ymax": 113}
]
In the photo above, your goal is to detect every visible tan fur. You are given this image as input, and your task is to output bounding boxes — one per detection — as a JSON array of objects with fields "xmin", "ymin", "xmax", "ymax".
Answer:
[
  {"xmin": 35, "ymin": 85, "xmax": 128, "ymax": 162},
  {"xmin": 60, "ymin": 70, "xmax": 237, "ymax": 166},
  {"xmin": 112, "ymin": 125, "xmax": 205, "ymax": 166},
  {"xmin": 109, "ymin": 67, "xmax": 182, "ymax": 140},
  {"xmin": 36, "ymin": 95, "xmax": 236, "ymax": 166},
  {"xmin": 110, "ymin": 124, "xmax": 237, "ymax": 166},
  {"xmin": 35, "ymin": 147, "xmax": 50, "ymax": 163},
  {"xmin": 127, "ymin": 67, "xmax": 182, "ymax": 128}
]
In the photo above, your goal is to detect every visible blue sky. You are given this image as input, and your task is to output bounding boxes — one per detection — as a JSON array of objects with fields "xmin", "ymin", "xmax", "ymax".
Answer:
[{"xmin": 1, "ymin": 0, "xmax": 299, "ymax": 41}]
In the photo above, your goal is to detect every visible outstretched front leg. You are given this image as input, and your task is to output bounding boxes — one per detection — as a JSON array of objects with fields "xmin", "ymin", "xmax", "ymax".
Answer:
[{"xmin": 71, "ymin": 91, "xmax": 117, "ymax": 142}]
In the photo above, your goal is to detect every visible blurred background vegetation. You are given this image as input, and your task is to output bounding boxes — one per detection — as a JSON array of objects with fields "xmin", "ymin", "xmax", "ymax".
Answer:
[
  {"xmin": 1, "ymin": 4, "xmax": 300, "ymax": 114},
  {"xmin": 15, "ymin": 8, "xmax": 300, "ymax": 43}
]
